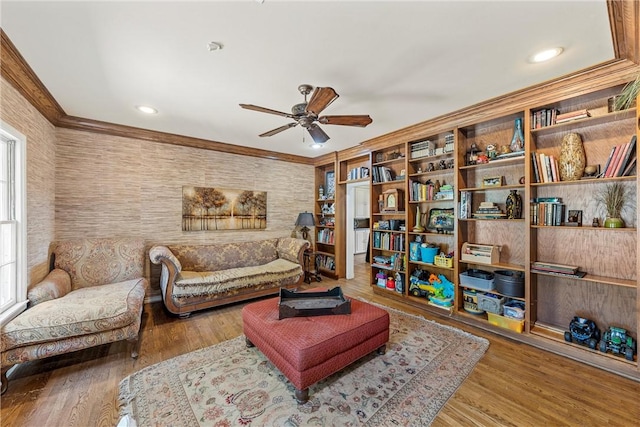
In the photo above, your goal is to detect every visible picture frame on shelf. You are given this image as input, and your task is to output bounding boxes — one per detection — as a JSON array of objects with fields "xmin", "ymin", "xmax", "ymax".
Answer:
[
  {"xmin": 482, "ymin": 176, "xmax": 503, "ymax": 188},
  {"xmin": 566, "ymin": 210, "xmax": 583, "ymax": 227}
]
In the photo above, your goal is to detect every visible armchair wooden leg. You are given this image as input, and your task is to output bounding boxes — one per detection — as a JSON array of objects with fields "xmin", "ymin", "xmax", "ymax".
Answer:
[
  {"xmin": 1, "ymin": 365, "xmax": 12, "ymax": 395},
  {"xmin": 127, "ymin": 338, "xmax": 140, "ymax": 359}
]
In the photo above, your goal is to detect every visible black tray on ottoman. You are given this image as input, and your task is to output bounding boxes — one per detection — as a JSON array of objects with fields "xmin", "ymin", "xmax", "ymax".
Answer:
[{"xmin": 278, "ymin": 287, "xmax": 351, "ymax": 319}]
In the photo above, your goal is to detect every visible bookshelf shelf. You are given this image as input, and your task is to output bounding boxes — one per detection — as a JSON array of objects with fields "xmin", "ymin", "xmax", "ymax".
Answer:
[
  {"xmin": 530, "ymin": 270, "xmax": 636, "ymax": 289},
  {"xmin": 530, "ymin": 108, "xmax": 636, "ymax": 137},
  {"xmin": 460, "ymin": 184, "xmax": 525, "ymax": 192}
]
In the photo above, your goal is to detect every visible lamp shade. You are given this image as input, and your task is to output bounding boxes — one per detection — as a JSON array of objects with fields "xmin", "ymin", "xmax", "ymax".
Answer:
[{"xmin": 295, "ymin": 212, "xmax": 315, "ymax": 227}]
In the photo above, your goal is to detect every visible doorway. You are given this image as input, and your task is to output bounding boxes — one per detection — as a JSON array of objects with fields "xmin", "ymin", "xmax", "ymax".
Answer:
[{"xmin": 345, "ymin": 181, "xmax": 370, "ymax": 279}]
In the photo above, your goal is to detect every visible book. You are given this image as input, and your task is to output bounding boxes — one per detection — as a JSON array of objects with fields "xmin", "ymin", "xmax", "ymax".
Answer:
[
  {"xmin": 550, "ymin": 155, "xmax": 559, "ymax": 182},
  {"xmin": 615, "ymin": 135, "xmax": 636, "ymax": 177},
  {"xmin": 555, "ymin": 109, "xmax": 591, "ymax": 123},
  {"xmin": 544, "ymin": 154, "xmax": 553, "ymax": 182},
  {"xmin": 612, "ymin": 142, "xmax": 630, "ymax": 177},
  {"xmin": 601, "ymin": 146, "xmax": 617, "ymax": 177},
  {"xmin": 604, "ymin": 145, "xmax": 622, "ymax": 177},
  {"xmin": 622, "ymin": 155, "xmax": 636, "ymax": 176},
  {"xmin": 539, "ymin": 153, "xmax": 549, "ymax": 182},
  {"xmin": 531, "ymin": 152, "xmax": 540, "ymax": 183}
]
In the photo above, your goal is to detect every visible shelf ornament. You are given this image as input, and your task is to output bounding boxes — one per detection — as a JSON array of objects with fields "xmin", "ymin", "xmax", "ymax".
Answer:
[
  {"xmin": 559, "ymin": 132, "xmax": 586, "ymax": 181},
  {"xmin": 509, "ymin": 118, "xmax": 525, "ymax": 152}
]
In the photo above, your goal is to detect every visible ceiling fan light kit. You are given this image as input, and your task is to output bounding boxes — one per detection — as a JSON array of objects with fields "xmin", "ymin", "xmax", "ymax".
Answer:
[{"xmin": 240, "ymin": 84, "xmax": 372, "ymax": 144}]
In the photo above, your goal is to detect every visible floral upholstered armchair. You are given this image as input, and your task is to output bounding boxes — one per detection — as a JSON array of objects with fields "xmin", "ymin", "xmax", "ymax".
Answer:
[{"xmin": 1, "ymin": 238, "xmax": 147, "ymax": 394}]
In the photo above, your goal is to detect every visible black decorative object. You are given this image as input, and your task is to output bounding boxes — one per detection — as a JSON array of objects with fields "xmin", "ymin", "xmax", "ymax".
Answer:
[{"xmin": 505, "ymin": 190, "xmax": 522, "ymax": 219}]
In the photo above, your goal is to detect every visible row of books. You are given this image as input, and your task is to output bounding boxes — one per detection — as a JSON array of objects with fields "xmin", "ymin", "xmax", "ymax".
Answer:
[
  {"xmin": 317, "ymin": 229, "xmax": 335, "ymax": 244},
  {"xmin": 372, "ymin": 231, "xmax": 405, "ymax": 252},
  {"xmin": 408, "ymin": 180, "xmax": 454, "ymax": 202},
  {"xmin": 530, "ymin": 108, "xmax": 591, "ymax": 129},
  {"xmin": 530, "ymin": 198, "xmax": 564, "ymax": 226},
  {"xmin": 372, "ymin": 166, "xmax": 402, "ymax": 183},
  {"xmin": 459, "ymin": 191, "xmax": 472, "ymax": 219},
  {"xmin": 410, "ymin": 140, "xmax": 435, "ymax": 159},
  {"xmin": 372, "ymin": 254, "xmax": 406, "ymax": 272},
  {"xmin": 531, "ymin": 152, "xmax": 560, "ymax": 183},
  {"xmin": 347, "ymin": 167, "xmax": 369, "ymax": 181},
  {"xmin": 315, "ymin": 254, "xmax": 335, "ymax": 271},
  {"xmin": 530, "ymin": 261, "xmax": 585, "ymax": 278},
  {"xmin": 530, "ymin": 108, "xmax": 559, "ymax": 129},
  {"xmin": 601, "ymin": 135, "xmax": 636, "ymax": 178},
  {"xmin": 555, "ymin": 109, "xmax": 590, "ymax": 124}
]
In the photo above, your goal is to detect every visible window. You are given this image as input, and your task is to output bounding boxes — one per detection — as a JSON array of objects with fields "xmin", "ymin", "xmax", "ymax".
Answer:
[{"xmin": 0, "ymin": 122, "xmax": 26, "ymax": 324}]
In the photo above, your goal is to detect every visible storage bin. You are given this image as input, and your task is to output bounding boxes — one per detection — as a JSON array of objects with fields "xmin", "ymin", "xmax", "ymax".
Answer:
[
  {"xmin": 494, "ymin": 270, "xmax": 525, "ymax": 298},
  {"xmin": 459, "ymin": 270, "xmax": 495, "ymax": 291},
  {"xmin": 420, "ymin": 246, "xmax": 439, "ymax": 264},
  {"xmin": 487, "ymin": 312, "xmax": 525, "ymax": 333},
  {"xmin": 434, "ymin": 254, "xmax": 453, "ymax": 268},
  {"xmin": 463, "ymin": 289, "xmax": 484, "ymax": 314},
  {"xmin": 503, "ymin": 300, "xmax": 525, "ymax": 320},
  {"xmin": 477, "ymin": 293, "xmax": 505, "ymax": 314}
]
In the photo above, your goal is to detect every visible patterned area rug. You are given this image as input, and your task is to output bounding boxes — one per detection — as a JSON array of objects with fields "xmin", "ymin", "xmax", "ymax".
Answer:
[{"xmin": 118, "ymin": 306, "xmax": 489, "ymax": 426}]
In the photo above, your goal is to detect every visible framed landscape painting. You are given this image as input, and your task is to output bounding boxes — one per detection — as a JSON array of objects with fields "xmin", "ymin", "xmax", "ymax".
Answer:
[{"xmin": 182, "ymin": 186, "xmax": 267, "ymax": 231}]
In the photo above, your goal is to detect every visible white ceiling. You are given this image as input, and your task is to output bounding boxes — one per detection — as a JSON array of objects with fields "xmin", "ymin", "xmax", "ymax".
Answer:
[{"xmin": 1, "ymin": 1, "xmax": 615, "ymax": 158}]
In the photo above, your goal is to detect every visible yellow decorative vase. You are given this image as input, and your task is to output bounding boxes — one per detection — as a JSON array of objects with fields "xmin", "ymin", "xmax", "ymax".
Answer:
[{"xmin": 559, "ymin": 133, "xmax": 586, "ymax": 181}]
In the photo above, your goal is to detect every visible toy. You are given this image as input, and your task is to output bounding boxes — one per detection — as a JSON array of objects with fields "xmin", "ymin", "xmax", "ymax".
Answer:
[
  {"xmin": 599, "ymin": 326, "xmax": 637, "ymax": 361},
  {"xmin": 564, "ymin": 316, "xmax": 600, "ymax": 350},
  {"xmin": 408, "ymin": 269, "xmax": 454, "ymax": 307}
]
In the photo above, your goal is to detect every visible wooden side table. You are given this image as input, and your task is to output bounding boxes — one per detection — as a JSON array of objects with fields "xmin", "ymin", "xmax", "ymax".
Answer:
[{"xmin": 303, "ymin": 250, "xmax": 322, "ymax": 284}]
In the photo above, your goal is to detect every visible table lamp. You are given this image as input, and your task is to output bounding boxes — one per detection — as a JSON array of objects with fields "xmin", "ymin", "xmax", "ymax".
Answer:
[{"xmin": 295, "ymin": 212, "xmax": 315, "ymax": 240}]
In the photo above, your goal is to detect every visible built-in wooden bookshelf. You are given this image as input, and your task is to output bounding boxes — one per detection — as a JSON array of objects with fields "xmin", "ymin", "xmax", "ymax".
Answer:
[
  {"xmin": 360, "ymin": 78, "xmax": 639, "ymax": 381},
  {"xmin": 314, "ymin": 153, "xmax": 339, "ymax": 279}
]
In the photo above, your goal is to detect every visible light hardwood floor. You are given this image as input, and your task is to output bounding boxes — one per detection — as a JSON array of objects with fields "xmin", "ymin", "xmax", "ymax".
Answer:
[{"xmin": 1, "ymin": 259, "xmax": 639, "ymax": 426}]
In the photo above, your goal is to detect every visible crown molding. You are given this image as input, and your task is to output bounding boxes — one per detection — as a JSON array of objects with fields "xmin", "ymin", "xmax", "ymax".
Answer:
[{"xmin": 1, "ymin": 1, "xmax": 637, "ymax": 165}]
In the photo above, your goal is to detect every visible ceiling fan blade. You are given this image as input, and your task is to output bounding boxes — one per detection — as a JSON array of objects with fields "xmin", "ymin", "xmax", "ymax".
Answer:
[
  {"xmin": 306, "ymin": 123, "xmax": 330, "ymax": 143},
  {"xmin": 259, "ymin": 122, "xmax": 298, "ymax": 137},
  {"xmin": 305, "ymin": 87, "xmax": 339, "ymax": 116},
  {"xmin": 319, "ymin": 115, "xmax": 373, "ymax": 127},
  {"xmin": 239, "ymin": 104, "xmax": 293, "ymax": 118}
]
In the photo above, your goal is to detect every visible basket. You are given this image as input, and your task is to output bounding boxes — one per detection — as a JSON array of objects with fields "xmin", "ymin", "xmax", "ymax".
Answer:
[{"xmin": 434, "ymin": 255, "xmax": 453, "ymax": 268}]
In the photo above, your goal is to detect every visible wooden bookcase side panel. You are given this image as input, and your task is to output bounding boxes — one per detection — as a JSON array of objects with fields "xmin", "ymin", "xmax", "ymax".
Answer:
[
  {"xmin": 536, "ymin": 277, "xmax": 637, "ymax": 337},
  {"xmin": 314, "ymin": 158, "xmax": 341, "ymax": 279}
]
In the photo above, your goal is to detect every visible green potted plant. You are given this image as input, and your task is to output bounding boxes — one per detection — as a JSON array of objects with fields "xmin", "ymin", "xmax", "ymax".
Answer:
[
  {"xmin": 594, "ymin": 182, "xmax": 629, "ymax": 228},
  {"xmin": 614, "ymin": 73, "xmax": 640, "ymax": 111}
]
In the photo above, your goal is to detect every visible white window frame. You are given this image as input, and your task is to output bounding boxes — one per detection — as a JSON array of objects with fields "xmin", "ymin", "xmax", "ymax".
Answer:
[{"xmin": 0, "ymin": 121, "xmax": 27, "ymax": 326}]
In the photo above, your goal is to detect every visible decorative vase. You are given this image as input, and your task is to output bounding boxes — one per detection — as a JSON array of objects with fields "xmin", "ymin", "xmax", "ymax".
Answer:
[
  {"xmin": 505, "ymin": 190, "xmax": 522, "ymax": 219},
  {"xmin": 510, "ymin": 118, "xmax": 525, "ymax": 152},
  {"xmin": 413, "ymin": 206, "xmax": 424, "ymax": 232},
  {"xmin": 559, "ymin": 133, "xmax": 586, "ymax": 181},
  {"xmin": 603, "ymin": 217, "xmax": 624, "ymax": 228}
]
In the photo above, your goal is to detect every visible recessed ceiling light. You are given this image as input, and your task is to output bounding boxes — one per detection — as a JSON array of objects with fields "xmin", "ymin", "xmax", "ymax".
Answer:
[
  {"xmin": 136, "ymin": 105, "xmax": 158, "ymax": 114},
  {"xmin": 310, "ymin": 143, "xmax": 324, "ymax": 149},
  {"xmin": 529, "ymin": 47, "xmax": 563, "ymax": 63}
]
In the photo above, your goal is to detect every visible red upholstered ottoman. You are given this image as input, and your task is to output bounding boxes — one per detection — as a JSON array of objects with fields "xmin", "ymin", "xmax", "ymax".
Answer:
[{"xmin": 242, "ymin": 296, "xmax": 390, "ymax": 403}]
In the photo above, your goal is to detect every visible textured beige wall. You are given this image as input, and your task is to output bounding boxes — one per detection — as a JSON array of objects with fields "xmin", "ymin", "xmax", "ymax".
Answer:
[
  {"xmin": 0, "ymin": 77, "xmax": 57, "ymax": 286},
  {"xmin": 1, "ymin": 75, "xmax": 315, "ymax": 293},
  {"xmin": 55, "ymin": 128, "xmax": 315, "ymax": 291},
  {"xmin": 55, "ymin": 128, "xmax": 315, "ymax": 241}
]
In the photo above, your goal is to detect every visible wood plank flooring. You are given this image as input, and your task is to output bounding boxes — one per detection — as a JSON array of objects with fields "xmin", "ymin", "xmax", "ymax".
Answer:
[{"xmin": 1, "ymin": 259, "xmax": 639, "ymax": 426}]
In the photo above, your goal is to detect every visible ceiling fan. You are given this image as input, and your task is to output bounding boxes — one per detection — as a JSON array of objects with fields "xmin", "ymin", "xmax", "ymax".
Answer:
[{"xmin": 240, "ymin": 84, "xmax": 373, "ymax": 144}]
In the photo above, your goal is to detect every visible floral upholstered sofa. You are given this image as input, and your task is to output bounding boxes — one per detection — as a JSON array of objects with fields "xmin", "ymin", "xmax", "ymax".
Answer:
[
  {"xmin": 149, "ymin": 237, "xmax": 309, "ymax": 317},
  {"xmin": 1, "ymin": 238, "xmax": 147, "ymax": 394}
]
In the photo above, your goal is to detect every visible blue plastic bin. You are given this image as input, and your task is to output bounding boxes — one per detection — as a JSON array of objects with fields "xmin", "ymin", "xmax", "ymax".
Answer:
[{"xmin": 420, "ymin": 246, "xmax": 438, "ymax": 264}]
